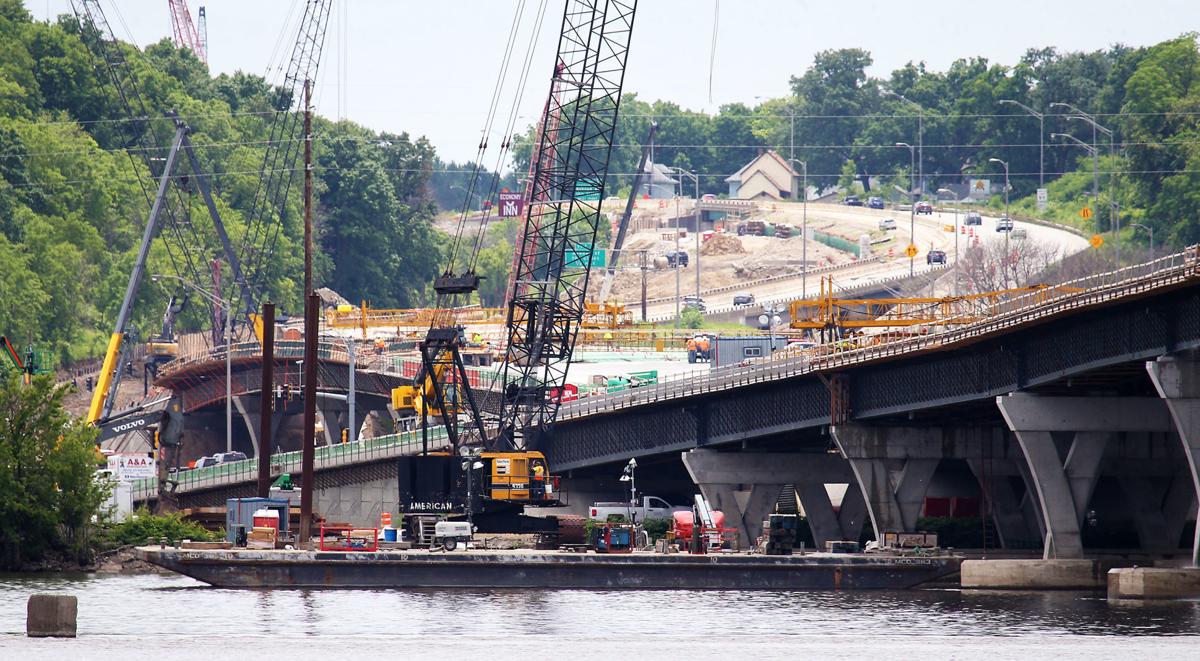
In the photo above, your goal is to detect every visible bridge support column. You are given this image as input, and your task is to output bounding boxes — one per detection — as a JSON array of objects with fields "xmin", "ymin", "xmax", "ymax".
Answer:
[
  {"xmin": 681, "ymin": 450, "xmax": 854, "ymax": 549},
  {"xmin": 997, "ymin": 393, "xmax": 1174, "ymax": 559},
  {"xmin": 1148, "ymin": 354, "xmax": 1200, "ymax": 565},
  {"xmin": 832, "ymin": 425, "xmax": 938, "ymax": 535}
]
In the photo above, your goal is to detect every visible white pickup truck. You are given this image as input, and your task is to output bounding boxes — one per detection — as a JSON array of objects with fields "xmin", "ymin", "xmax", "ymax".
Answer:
[{"xmin": 589, "ymin": 496, "xmax": 690, "ymax": 523}]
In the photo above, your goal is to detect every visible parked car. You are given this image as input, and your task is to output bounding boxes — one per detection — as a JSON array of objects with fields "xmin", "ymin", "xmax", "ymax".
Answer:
[
  {"xmin": 878, "ymin": 218, "xmax": 897, "ymax": 231},
  {"xmin": 915, "ymin": 201, "xmax": 934, "ymax": 215},
  {"xmin": 733, "ymin": 292, "xmax": 756, "ymax": 306},
  {"xmin": 843, "ymin": 195, "xmax": 863, "ymax": 207},
  {"xmin": 996, "ymin": 217, "xmax": 1015, "ymax": 232},
  {"xmin": 964, "ymin": 211, "xmax": 983, "ymax": 226},
  {"xmin": 665, "ymin": 250, "xmax": 689, "ymax": 267},
  {"xmin": 867, "ymin": 196, "xmax": 885, "ymax": 209},
  {"xmin": 589, "ymin": 496, "xmax": 691, "ymax": 523},
  {"xmin": 927, "ymin": 250, "xmax": 947, "ymax": 265},
  {"xmin": 682, "ymin": 295, "xmax": 706, "ymax": 312}
]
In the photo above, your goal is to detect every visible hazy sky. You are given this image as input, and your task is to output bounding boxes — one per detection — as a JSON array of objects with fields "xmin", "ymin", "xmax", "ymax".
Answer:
[{"xmin": 29, "ymin": 1, "xmax": 1197, "ymax": 163}]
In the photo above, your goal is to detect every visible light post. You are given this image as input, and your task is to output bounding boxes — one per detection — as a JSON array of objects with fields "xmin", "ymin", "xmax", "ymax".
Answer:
[
  {"xmin": 989, "ymin": 158, "xmax": 1011, "ymax": 264},
  {"xmin": 1130, "ymin": 223, "xmax": 1153, "ymax": 262},
  {"xmin": 999, "ymin": 99, "xmax": 1045, "ymax": 187},
  {"xmin": 620, "ymin": 457, "xmax": 638, "ymax": 523},
  {"xmin": 462, "ymin": 456, "xmax": 484, "ymax": 530},
  {"xmin": 937, "ymin": 188, "xmax": 960, "ymax": 296},
  {"xmin": 670, "ymin": 166, "xmax": 701, "ymax": 301},
  {"xmin": 1052, "ymin": 102, "xmax": 1118, "ymax": 264},
  {"xmin": 790, "ymin": 159, "xmax": 809, "ymax": 298},
  {"xmin": 886, "ymin": 91, "xmax": 924, "ymax": 195},
  {"xmin": 153, "ymin": 274, "xmax": 233, "ymax": 453},
  {"xmin": 897, "ymin": 142, "xmax": 916, "ymax": 277},
  {"xmin": 1052, "ymin": 131, "xmax": 1101, "ymax": 237}
]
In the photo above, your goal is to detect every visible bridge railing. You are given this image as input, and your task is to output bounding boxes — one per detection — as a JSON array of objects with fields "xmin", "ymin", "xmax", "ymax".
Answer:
[
  {"xmin": 561, "ymin": 246, "xmax": 1200, "ymax": 418},
  {"xmin": 128, "ymin": 426, "xmax": 451, "ymax": 502}
]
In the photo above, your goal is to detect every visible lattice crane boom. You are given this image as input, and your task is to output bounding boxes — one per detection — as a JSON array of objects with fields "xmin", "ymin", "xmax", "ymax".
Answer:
[
  {"xmin": 168, "ymin": 0, "xmax": 206, "ymax": 63},
  {"xmin": 496, "ymin": 0, "xmax": 638, "ymax": 450}
]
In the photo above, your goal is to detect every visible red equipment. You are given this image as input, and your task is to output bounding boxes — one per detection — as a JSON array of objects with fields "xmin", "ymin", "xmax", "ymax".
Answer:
[
  {"xmin": 671, "ymin": 510, "xmax": 735, "ymax": 554},
  {"xmin": 319, "ymin": 526, "xmax": 379, "ymax": 552}
]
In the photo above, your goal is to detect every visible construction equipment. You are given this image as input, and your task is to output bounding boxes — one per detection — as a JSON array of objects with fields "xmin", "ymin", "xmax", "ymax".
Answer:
[
  {"xmin": 401, "ymin": 0, "xmax": 639, "ymax": 540},
  {"xmin": 145, "ymin": 294, "xmax": 187, "ymax": 378},
  {"xmin": 593, "ymin": 523, "xmax": 635, "ymax": 553},
  {"xmin": 82, "ymin": 112, "xmax": 245, "ymax": 425},
  {"xmin": 167, "ymin": 0, "xmax": 206, "ymax": 63},
  {"xmin": 1, "ymin": 336, "xmax": 51, "ymax": 383},
  {"xmin": 789, "ymin": 275, "xmax": 1086, "ymax": 338}
]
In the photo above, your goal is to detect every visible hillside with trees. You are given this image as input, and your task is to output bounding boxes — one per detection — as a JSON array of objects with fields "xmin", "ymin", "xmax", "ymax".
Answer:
[{"xmin": 2, "ymin": 0, "xmax": 1199, "ymax": 368}]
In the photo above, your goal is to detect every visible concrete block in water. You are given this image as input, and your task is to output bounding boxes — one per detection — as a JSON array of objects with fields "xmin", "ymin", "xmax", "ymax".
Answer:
[
  {"xmin": 1108, "ymin": 567, "xmax": 1200, "ymax": 599},
  {"xmin": 26, "ymin": 594, "xmax": 77, "ymax": 638},
  {"xmin": 961, "ymin": 559, "xmax": 1102, "ymax": 589}
]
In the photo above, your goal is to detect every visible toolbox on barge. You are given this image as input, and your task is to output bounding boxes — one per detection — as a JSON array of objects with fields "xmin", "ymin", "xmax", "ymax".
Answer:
[{"xmin": 138, "ymin": 547, "xmax": 960, "ymax": 590}]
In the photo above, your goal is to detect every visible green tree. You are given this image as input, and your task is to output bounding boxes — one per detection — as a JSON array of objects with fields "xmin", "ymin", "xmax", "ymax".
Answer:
[{"xmin": 0, "ymin": 375, "xmax": 107, "ymax": 568}]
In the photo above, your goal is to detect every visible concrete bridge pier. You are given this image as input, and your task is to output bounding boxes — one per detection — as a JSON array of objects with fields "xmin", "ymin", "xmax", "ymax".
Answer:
[
  {"xmin": 832, "ymin": 424, "xmax": 1035, "ymax": 549},
  {"xmin": 681, "ymin": 449, "xmax": 861, "ymax": 549},
  {"xmin": 1148, "ymin": 353, "xmax": 1200, "ymax": 565},
  {"xmin": 997, "ymin": 393, "xmax": 1179, "ymax": 559}
]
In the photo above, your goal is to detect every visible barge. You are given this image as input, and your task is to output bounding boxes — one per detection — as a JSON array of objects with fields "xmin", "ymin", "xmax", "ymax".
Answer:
[{"xmin": 138, "ymin": 547, "xmax": 960, "ymax": 590}]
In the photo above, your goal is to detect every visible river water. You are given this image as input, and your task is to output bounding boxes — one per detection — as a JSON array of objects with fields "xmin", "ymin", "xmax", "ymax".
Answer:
[{"xmin": 2, "ymin": 573, "xmax": 1199, "ymax": 660}]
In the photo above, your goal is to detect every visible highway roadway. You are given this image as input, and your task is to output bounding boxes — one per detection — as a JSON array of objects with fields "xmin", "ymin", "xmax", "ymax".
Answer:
[{"xmin": 644, "ymin": 202, "xmax": 1090, "ymax": 321}]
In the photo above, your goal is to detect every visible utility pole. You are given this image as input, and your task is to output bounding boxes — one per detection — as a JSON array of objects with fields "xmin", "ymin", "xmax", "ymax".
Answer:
[
  {"xmin": 256, "ymin": 302, "xmax": 274, "ymax": 498},
  {"xmin": 640, "ymin": 250, "xmax": 648, "ymax": 322},
  {"xmin": 299, "ymin": 79, "xmax": 316, "ymax": 549},
  {"xmin": 790, "ymin": 159, "xmax": 808, "ymax": 298},
  {"xmin": 897, "ymin": 142, "xmax": 916, "ymax": 277}
]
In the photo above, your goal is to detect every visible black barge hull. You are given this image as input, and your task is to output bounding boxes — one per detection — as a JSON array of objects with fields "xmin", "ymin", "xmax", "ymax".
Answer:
[{"xmin": 138, "ymin": 548, "xmax": 960, "ymax": 590}]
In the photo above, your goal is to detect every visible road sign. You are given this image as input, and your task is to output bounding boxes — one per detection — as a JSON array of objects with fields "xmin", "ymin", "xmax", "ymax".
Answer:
[
  {"xmin": 943, "ymin": 224, "xmax": 955, "ymax": 232},
  {"xmin": 1036, "ymin": 188, "xmax": 1048, "ymax": 212},
  {"xmin": 1079, "ymin": 207, "xmax": 1093, "ymax": 220},
  {"xmin": 498, "ymin": 191, "xmax": 524, "ymax": 218},
  {"xmin": 905, "ymin": 244, "xmax": 918, "ymax": 258},
  {"xmin": 1090, "ymin": 234, "xmax": 1105, "ymax": 249}
]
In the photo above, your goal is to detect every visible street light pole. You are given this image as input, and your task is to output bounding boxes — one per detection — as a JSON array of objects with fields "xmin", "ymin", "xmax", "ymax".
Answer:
[
  {"xmin": 1130, "ymin": 223, "xmax": 1153, "ymax": 262},
  {"xmin": 999, "ymin": 99, "xmax": 1044, "ymax": 187},
  {"xmin": 897, "ymin": 142, "xmax": 916, "ymax": 277},
  {"xmin": 887, "ymin": 91, "xmax": 924, "ymax": 195},
  {"xmin": 989, "ymin": 158, "xmax": 1011, "ymax": 269},
  {"xmin": 790, "ymin": 159, "xmax": 809, "ymax": 298},
  {"xmin": 937, "ymin": 188, "xmax": 960, "ymax": 296}
]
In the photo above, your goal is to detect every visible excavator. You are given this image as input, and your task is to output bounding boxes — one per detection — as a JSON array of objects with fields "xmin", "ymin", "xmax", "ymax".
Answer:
[{"xmin": 396, "ymin": 0, "xmax": 640, "ymax": 545}]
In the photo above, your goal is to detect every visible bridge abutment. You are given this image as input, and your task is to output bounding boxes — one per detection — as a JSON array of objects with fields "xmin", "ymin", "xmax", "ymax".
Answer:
[{"xmin": 681, "ymin": 449, "xmax": 859, "ymax": 549}]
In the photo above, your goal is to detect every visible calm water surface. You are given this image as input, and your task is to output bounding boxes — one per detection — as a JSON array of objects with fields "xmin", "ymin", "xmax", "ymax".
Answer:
[{"xmin": 2, "ymin": 573, "xmax": 1199, "ymax": 660}]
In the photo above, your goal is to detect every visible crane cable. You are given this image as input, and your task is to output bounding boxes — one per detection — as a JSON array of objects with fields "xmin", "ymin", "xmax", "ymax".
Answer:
[
  {"xmin": 443, "ymin": 0, "xmax": 531, "ymax": 281},
  {"xmin": 467, "ymin": 0, "xmax": 552, "ymax": 270}
]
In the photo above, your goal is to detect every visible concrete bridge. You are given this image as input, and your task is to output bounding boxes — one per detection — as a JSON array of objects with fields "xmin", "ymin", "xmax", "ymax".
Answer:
[{"xmin": 134, "ymin": 249, "xmax": 1200, "ymax": 563}]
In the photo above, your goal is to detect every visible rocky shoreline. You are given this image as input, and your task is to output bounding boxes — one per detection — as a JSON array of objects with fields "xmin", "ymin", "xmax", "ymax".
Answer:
[{"xmin": 9, "ymin": 546, "xmax": 174, "ymax": 576}]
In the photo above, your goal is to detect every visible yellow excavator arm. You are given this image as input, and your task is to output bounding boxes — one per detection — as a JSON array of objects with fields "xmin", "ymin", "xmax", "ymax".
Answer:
[{"xmin": 87, "ymin": 332, "xmax": 124, "ymax": 424}]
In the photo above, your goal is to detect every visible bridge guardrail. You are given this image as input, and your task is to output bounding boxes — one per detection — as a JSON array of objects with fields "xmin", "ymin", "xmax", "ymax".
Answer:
[
  {"xmin": 129, "ymin": 426, "xmax": 451, "ymax": 502},
  {"xmin": 641, "ymin": 255, "xmax": 884, "ymax": 307},
  {"xmin": 563, "ymin": 247, "xmax": 1200, "ymax": 419}
]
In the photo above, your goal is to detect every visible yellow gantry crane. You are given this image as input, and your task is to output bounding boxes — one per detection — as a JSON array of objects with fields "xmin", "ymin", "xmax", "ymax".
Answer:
[{"xmin": 790, "ymin": 275, "xmax": 1084, "ymax": 333}]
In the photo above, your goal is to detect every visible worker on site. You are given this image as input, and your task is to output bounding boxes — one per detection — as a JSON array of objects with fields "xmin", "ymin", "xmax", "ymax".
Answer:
[
  {"xmin": 531, "ymin": 459, "xmax": 546, "ymax": 500},
  {"xmin": 603, "ymin": 331, "xmax": 614, "ymax": 350},
  {"xmin": 686, "ymin": 336, "xmax": 697, "ymax": 363}
]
